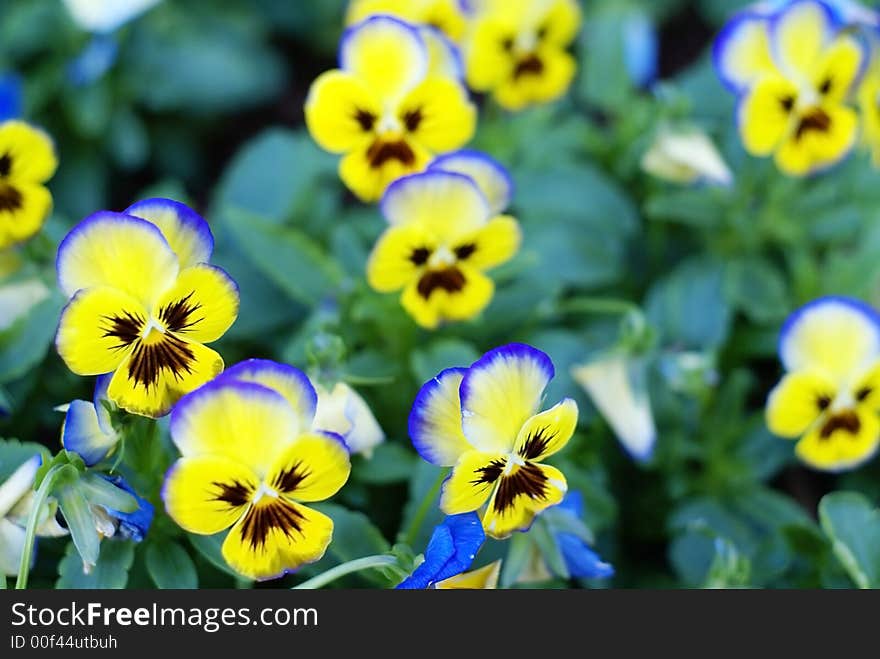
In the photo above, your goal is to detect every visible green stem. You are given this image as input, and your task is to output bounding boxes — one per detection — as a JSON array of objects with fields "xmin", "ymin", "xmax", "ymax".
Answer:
[
  {"xmin": 292, "ymin": 555, "xmax": 397, "ymax": 590},
  {"xmin": 15, "ymin": 464, "xmax": 67, "ymax": 590},
  {"xmin": 401, "ymin": 470, "xmax": 446, "ymax": 547},
  {"xmin": 555, "ymin": 297, "xmax": 641, "ymax": 317}
]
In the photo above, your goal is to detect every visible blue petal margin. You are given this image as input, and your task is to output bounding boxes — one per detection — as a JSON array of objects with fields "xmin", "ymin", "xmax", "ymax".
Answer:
[
  {"xmin": 124, "ymin": 197, "xmax": 215, "ymax": 266},
  {"xmin": 100, "ymin": 475, "xmax": 154, "ymax": 543},
  {"xmin": 217, "ymin": 358, "xmax": 318, "ymax": 424},
  {"xmin": 396, "ymin": 512, "xmax": 485, "ymax": 589},
  {"xmin": 458, "ymin": 343, "xmax": 555, "ymax": 414},
  {"xmin": 61, "ymin": 399, "xmax": 117, "ymax": 467},
  {"xmin": 778, "ymin": 295, "xmax": 880, "ymax": 360},
  {"xmin": 408, "ymin": 367, "xmax": 468, "ymax": 466}
]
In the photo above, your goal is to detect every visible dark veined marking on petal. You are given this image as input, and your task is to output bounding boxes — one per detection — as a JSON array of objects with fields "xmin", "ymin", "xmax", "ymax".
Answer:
[
  {"xmin": 501, "ymin": 36, "xmax": 515, "ymax": 53},
  {"xmin": 354, "ymin": 108, "xmax": 376, "ymax": 132},
  {"xmin": 128, "ymin": 332, "xmax": 196, "ymax": 389},
  {"xmin": 471, "ymin": 459, "xmax": 506, "ymax": 485},
  {"xmin": 493, "ymin": 462, "xmax": 548, "ymax": 513},
  {"xmin": 416, "ymin": 266, "xmax": 466, "ymax": 299},
  {"xmin": 158, "ymin": 291, "xmax": 204, "ymax": 333},
  {"xmin": 513, "ymin": 54, "xmax": 544, "ymax": 80},
  {"xmin": 536, "ymin": 24, "xmax": 548, "ymax": 41},
  {"xmin": 271, "ymin": 460, "xmax": 311, "ymax": 494},
  {"xmin": 795, "ymin": 108, "xmax": 831, "ymax": 140},
  {"xmin": 816, "ymin": 394, "xmax": 832, "ymax": 411},
  {"xmin": 402, "ymin": 108, "xmax": 423, "ymax": 132},
  {"xmin": 367, "ymin": 139, "xmax": 416, "ymax": 168},
  {"xmin": 0, "ymin": 153, "xmax": 12, "ymax": 178},
  {"xmin": 779, "ymin": 95, "xmax": 795, "ymax": 113},
  {"xmin": 239, "ymin": 498, "xmax": 306, "ymax": 551},
  {"xmin": 819, "ymin": 411, "xmax": 861, "ymax": 439},
  {"xmin": 518, "ymin": 425, "xmax": 557, "ymax": 460},
  {"xmin": 101, "ymin": 311, "xmax": 145, "ymax": 350},
  {"xmin": 410, "ymin": 247, "xmax": 431, "ymax": 266},
  {"xmin": 819, "ymin": 77, "xmax": 833, "ymax": 95},
  {"xmin": 855, "ymin": 387, "xmax": 872, "ymax": 403},
  {"xmin": 212, "ymin": 479, "xmax": 253, "ymax": 508},
  {"xmin": 454, "ymin": 243, "xmax": 476, "ymax": 260},
  {"xmin": 0, "ymin": 183, "xmax": 22, "ymax": 212}
]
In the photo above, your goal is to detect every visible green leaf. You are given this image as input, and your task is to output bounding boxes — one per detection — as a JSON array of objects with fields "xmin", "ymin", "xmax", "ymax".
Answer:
[
  {"xmin": 818, "ymin": 492, "xmax": 880, "ymax": 589},
  {"xmin": 410, "ymin": 339, "xmax": 480, "ymax": 384},
  {"xmin": 222, "ymin": 207, "xmax": 344, "ymax": 306},
  {"xmin": 0, "ymin": 291, "xmax": 64, "ymax": 383},
  {"xmin": 307, "ymin": 503, "xmax": 392, "ymax": 586},
  {"xmin": 724, "ymin": 258, "xmax": 789, "ymax": 325},
  {"xmin": 146, "ymin": 541, "xmax": 198, "ymax": 589},
  {"xmin": 56, "ymin": 540, "xmax": 135, "ymax": 589},
  {"xmin": 352, "ymin": 443, "xmax": 417, "ymax": 485},
  {"xmin": 0, "ymin": 438, "xmax": 49, "ymax": 482},
  {"xmin": 187, "ymin": 533, "xmax": 240, "ymax": 579},
  {"xmin": 213, "ymin": 128, "xmax": 334, "ymax": 224}
]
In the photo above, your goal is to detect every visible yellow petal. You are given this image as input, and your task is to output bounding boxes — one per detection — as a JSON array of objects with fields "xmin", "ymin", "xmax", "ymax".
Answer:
[
  {"xmin": 366, "ymin": 223, "xmax": 434, "ymax": 293},
  {"xmin": 482, "ymin": 462, "xmax": 567, "ymax": 539},
  {"xmin": 738, "ymin": 74, "xmax": 798, "ymax": 156},
  {"xmin": 541, "ymin": 0, "xmax": 582, "ymax": 47},
  {"xmin": 163, "ymin": 456, "xmax": 259, "ymax": 535},
  {"xmin": 56, "ymin": 286, "xmax": 145, "ymax": 376},
  {"xmin": 766, "ymin": 371, "xmax": 835, "ymax": 437},
  {"xmin": 453, "ymin": 215, "xmax": 521, "ymax": 271},
  {"xmin": 459, "ymin": 343, "xmax": 554, "ymax": 454},
  {"xmin": 713, "ymin": 12, "xmax": 776, "ymax": 91},
  {"xmin": 465, "ymin": 13, "xmax": 516, "ymax": 91},
  {"xmin": 0, "ymin": 181, "xmax": 52, "ymax": 249},
  {"xmin": 409, "ymin": 367, "xmax": 473, "ymax": 466},
  {"xmin": 771, "ymin": 0, "xmax": 833, "ymax": 79},
  {"xmin": 340, "ymin": 15, "xmax": 428, "ymax": 102},
  {"xmin": 400, "ymin": 264, "xmax": 494, "ymax": 328},
  {"xmin": 0, "ymin": 120, "xmax": 57, "ymax": 183},
  {"xmin": 813, "ymin": 36, "xmax": 864, "ymax": 104},
  {"xmin": 780, "ymin": 297, "xmax": 880, "ymax": 381},
  {"xmin": 440, "ymin": 449, "xmax": 505, "ymax": 514},
  {"xmin": 57, "ymin": 211, "xmax": 180, "ymax": 307},
  {"xmin": 124, "ymin": 198, "xmax": 214, "ymax": 269},
  {"xmin": 305, "ymin": 70, "xmax": 381, "ymax": 154},
  {"xmin": 266, "ymin": 433, "xmax": 351, "ymax": 502},
  {"xmin": 381, "ymin": 169, "xmax": 489, "ymax": 234},
  {"xmin": 153, "ymin": 264, "xmax": 239, "ymax": 344},
  {"xmin": 513, "ymin": 398, "xmax": 578, "ymax": 462},
  {"xmin": 435, "ymin": 559, "xmax": 502, "ymax": 589},
  {"xmin": 795, "ymin": 407, "xmax": 880, "ymax": 471},
  {"xmin": 774, "ymin": 105, "xmax": 858, "ymax": 176},
  {"xmin": 339, "ymin": 137, "xmax": 431, "ymax": 203},
  {"xmin": 108, "ymin": 339, "xmax": 224, "ymax": 418},
  {"xmin": 221, "ymin": 499, "xmax": 333, "ymax": 581},
  {"xmin": 397, "ymin": 76, "xmax": 476, "ymax": 153},
  {"xmin": 169, "ymin": 378, "xmax": 299, "ymax": 473},
  {"xmin": 429, "ymin": 150, "xmax": 514, "ymax": 214}
]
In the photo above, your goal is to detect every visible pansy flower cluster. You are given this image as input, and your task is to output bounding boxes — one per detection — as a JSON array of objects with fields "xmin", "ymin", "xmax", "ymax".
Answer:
[{"xmin": 714, "ymin": 0, "xmax": 868, "ymax": 175}]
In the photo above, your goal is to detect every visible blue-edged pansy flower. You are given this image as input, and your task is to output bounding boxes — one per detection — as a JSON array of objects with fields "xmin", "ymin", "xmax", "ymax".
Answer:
[
  {"xmin": 162, "ymin": 360, "xmax": 352, "ymax": 581},
  {"xmin": 766, "ymin": 296, "xmax": 880, "ymax": 471},
  {"xmin": 62, "ymin": 0, "xmax": 162, "ymax": 34},
  {"xmin": 55, "ymin": 198, "xmax": 239, "ymax": 418},
  {"xmin": 714, "ymin": 0, "xmax": 866, "ymax": 176},
  {"xmin": 396, "ymin": 512, "xmax": 485, "ymax": 588},
  {"xmin": 571, "ymin": 354, "xmax": 657, "ymax": 463},
  {"xmin": 60, "ymin": 374, "xmax": 120, "ymax": 467},
  {"xmin": 367, "ymin": 169, "xmax": 520, "ymax": 329},
  {"xmin": 305, "ymin": 16, "xmax": 476, "ymax": 202},
  {"xmin": 313, "ymin": 382, "xmax": 385, "ymax": 458},
  {"xmin": 464, "ymin": 0, "xmax": 581, "ymax": 111},
  {"xmin": 0, "ymin": 74, "xmax": 22, "ymax": 121},
  {"xmin": 0, "ymin": 454, "xmax": 67, "ymax": 577},
  {"xmin": 640, "ymin": 126, "xmax": 733, "ymax": 187},
  {"xmin": 346, "ymin": 0, "xmax": 469, "ymax": 42},
  {"xmin": 409, "ymin": 343, "xmax": 575, "ymax": 538},
  {"xmin": 0, "ymin": 120, "xmax": 57, "ymax": 250}
]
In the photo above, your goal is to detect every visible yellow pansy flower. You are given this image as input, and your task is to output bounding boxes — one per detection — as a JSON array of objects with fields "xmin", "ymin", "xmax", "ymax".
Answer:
[
  {"xmin": 305, "ymin": 16, "xmax": 476, "ymax": 202},
  {"xmin": 346, "ymin": 0, "xmax": 469, "ymax": 42},
  {"xmin": 55, "ymin": 198, "xmax": 239, "ymax": 418},
  {"xmin": 366, "ymin": 165, "xmax": 520, "ymax": 329},
  {"xmin": 0, "ymin": 120, "xmax": 57, "ymax": 249},
  {"xmin": 463, "ymin": 0, "xmax": 581, "ymax": 110},
  {"xmin": 409, "ymin": 344, "xmax": 576, "ymax": 538},
  {"xmin": 766, "ymin": 296, "xmax": 880, "ymax": 471},
  {"xmin": 714, "ymin": 1, "xmax": 865, "ymax": 176},
  {"xmin": 163, "ymin": 360, "xmax": 351, "ymax": 581}
]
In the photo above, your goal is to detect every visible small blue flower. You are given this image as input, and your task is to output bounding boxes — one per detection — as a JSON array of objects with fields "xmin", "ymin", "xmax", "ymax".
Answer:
[
  {"xmin": 623, "ymin": 11, "xmax": 658, "ymax": 88},
  {"xmin": 0, "ymin": 73, "xmax": 23, "ymax": 121},
  {"xmin": 98, "ymin": 474, "xmax": 154, "ymax": 543},
  {"xmin": 397, "ymin": 512, "xmax": 485, "ymax": 589},
  {"xmin": 67, "ymin": 36, "xmax": 119, "ymax": 87}
]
